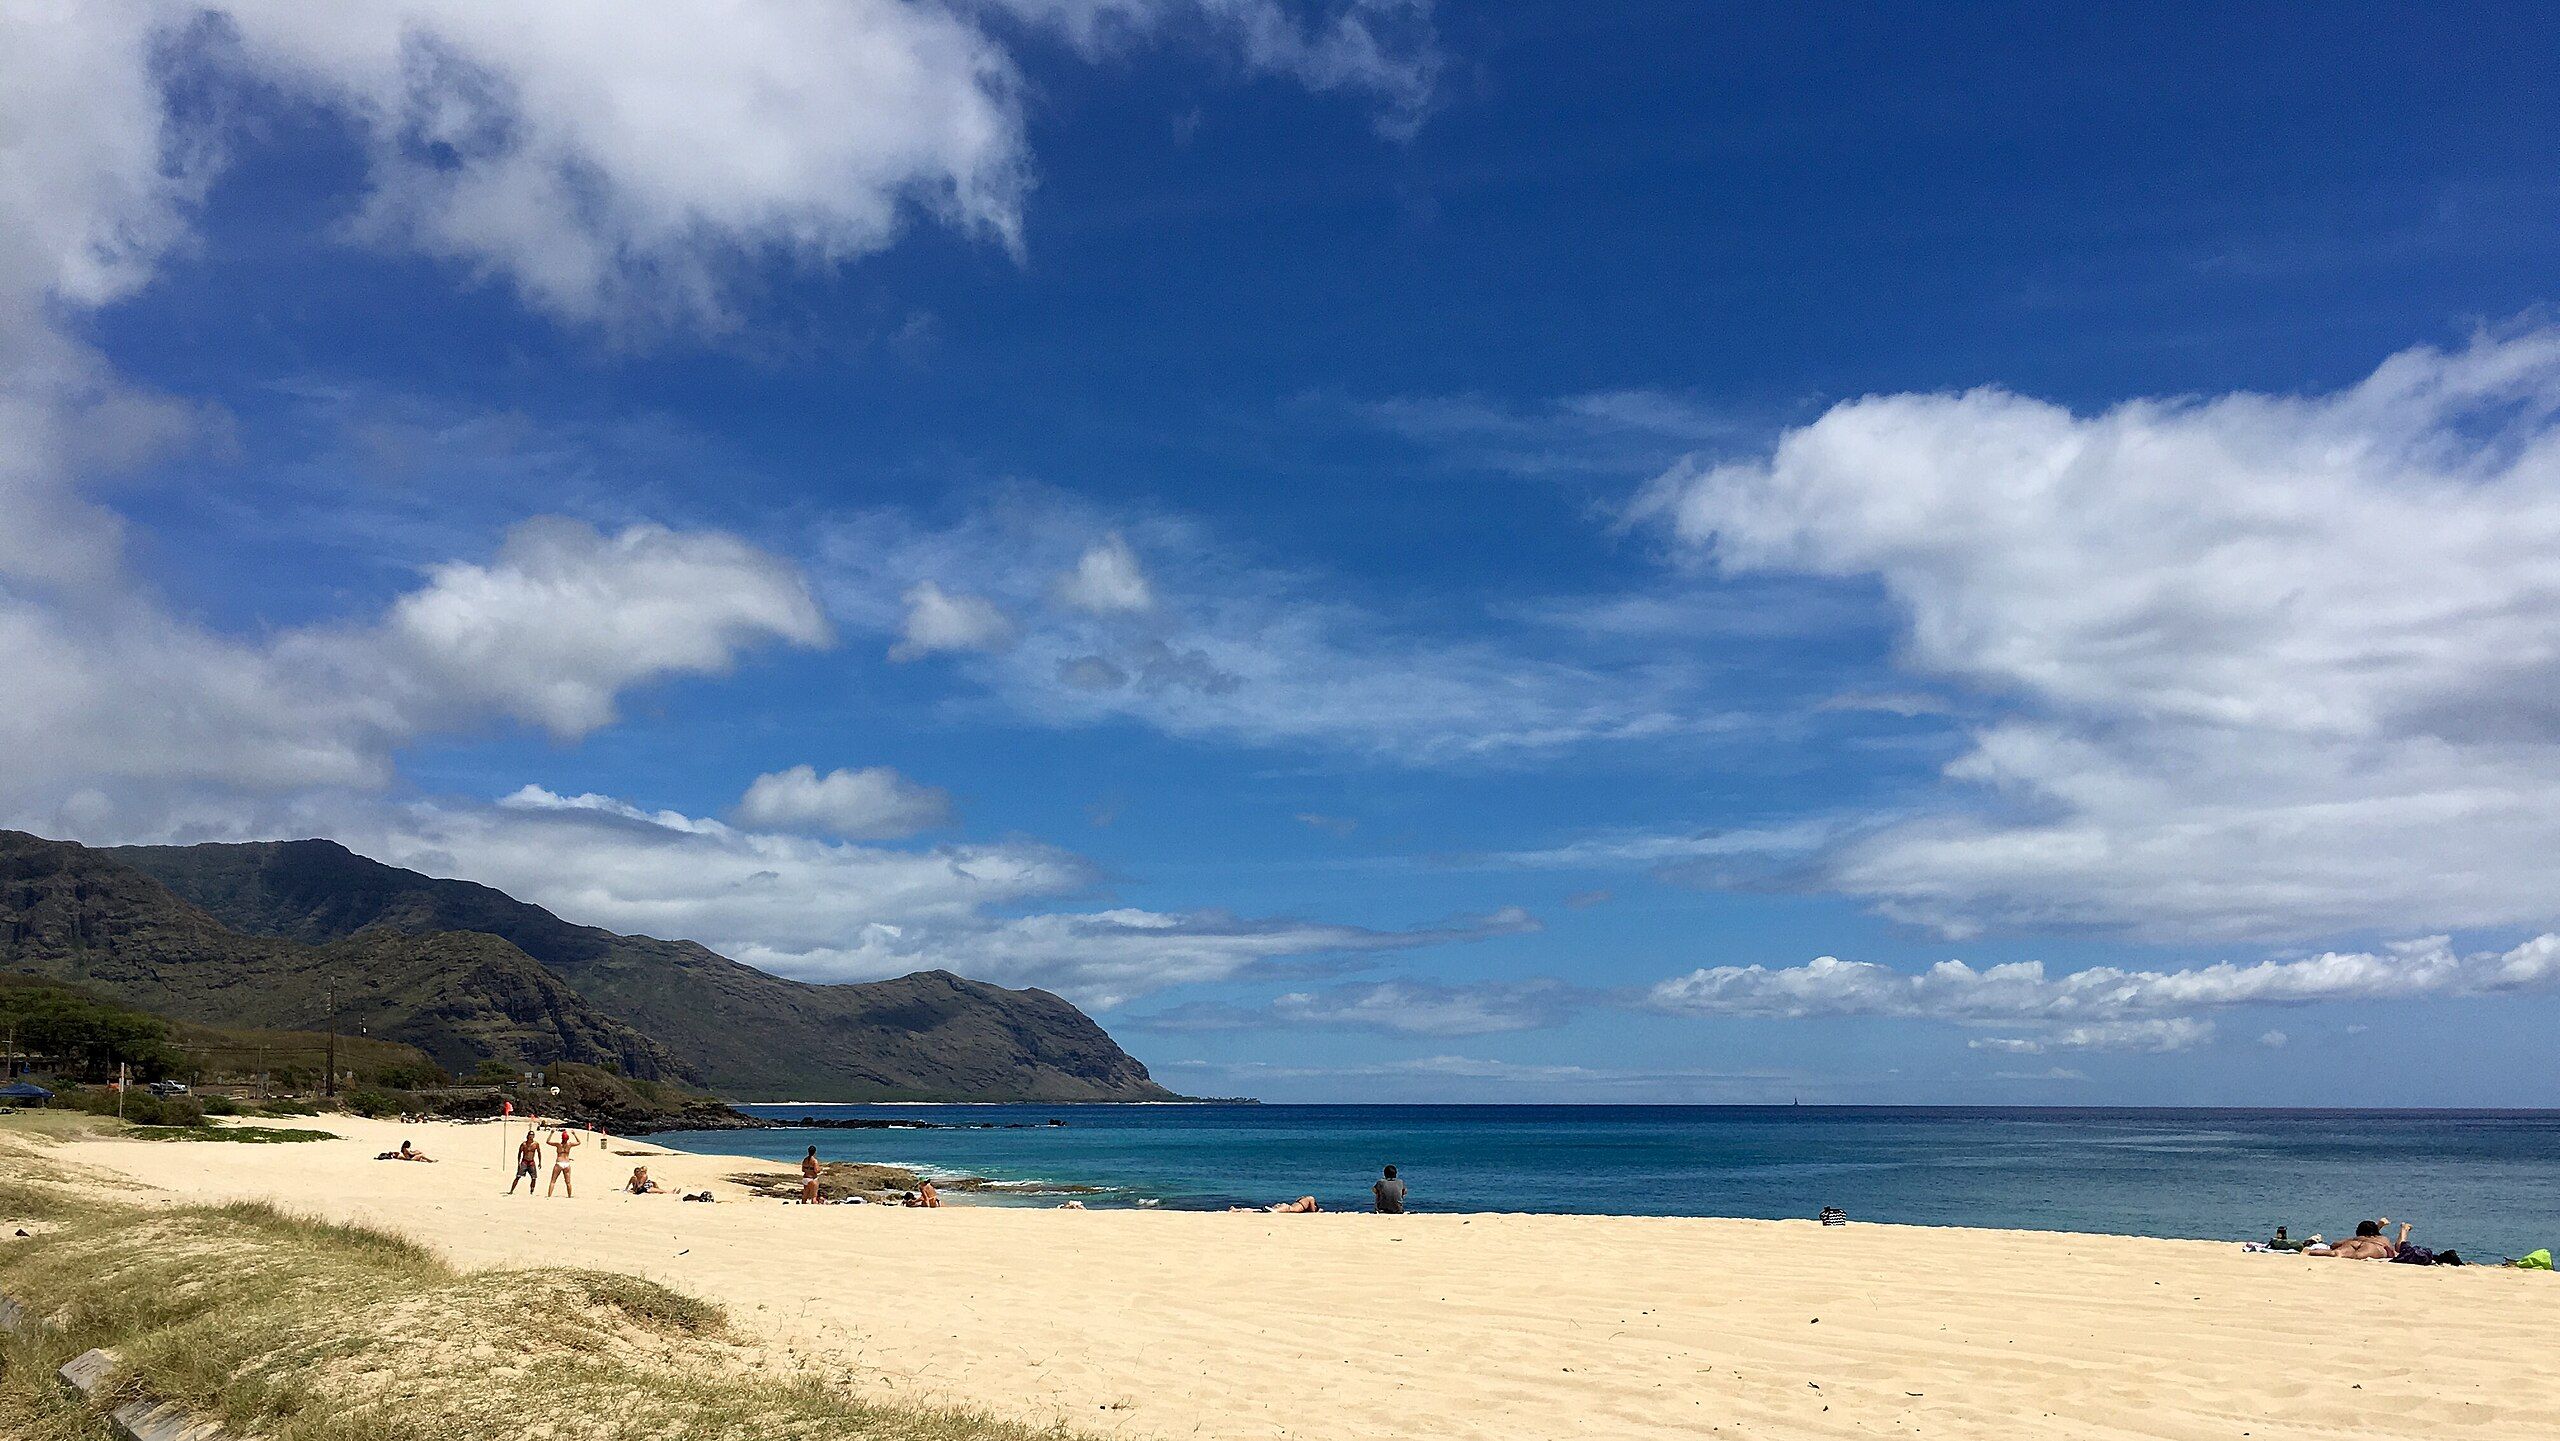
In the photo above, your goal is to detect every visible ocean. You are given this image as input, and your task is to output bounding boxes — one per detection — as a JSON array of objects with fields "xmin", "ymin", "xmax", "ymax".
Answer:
[{"xmin": 649, "ymin": 1104, "xmax": 2560, "ymax": 1259}]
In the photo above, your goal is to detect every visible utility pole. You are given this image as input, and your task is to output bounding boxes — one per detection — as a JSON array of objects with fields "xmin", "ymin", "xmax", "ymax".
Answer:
[{"xmin": 324, "ymin": 980, "xmax": 338, "ymax": 1098}]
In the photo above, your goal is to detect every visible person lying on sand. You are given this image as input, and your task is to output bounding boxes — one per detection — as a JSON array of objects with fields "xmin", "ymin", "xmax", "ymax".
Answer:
[
  {"xmin": 1231, "ymin": 1196, "xmax": 1323, "ymax": 1213},
  {"xmin": 625, "ymin": 1166, "xmax": 666, "ymax": 1195},
  {"xmin": 2311, "ymin": 1218, "xmax": 2409, "ymax": 1259}
]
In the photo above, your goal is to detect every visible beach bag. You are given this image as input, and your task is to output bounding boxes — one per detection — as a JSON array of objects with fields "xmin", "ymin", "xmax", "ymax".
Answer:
[
  {"xmin": 2517, "ymin": 1249, "xmax": 2552, "ymax": 1270},
  {"xmin": 2390, "ymin": 1245, "xmax": 2437, "ymax": 1266}
]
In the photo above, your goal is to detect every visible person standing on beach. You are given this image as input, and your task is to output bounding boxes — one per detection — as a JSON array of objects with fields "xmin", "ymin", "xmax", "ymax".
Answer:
[
  {"xmin": 508, "ymin": 1130, "xmax": 543, "ymax": 1195},
  {"xmin": 800, "ymin": 1145, "xmax": 822, "ymax": 1203},
  {"xmin": 546, "ymin": 1127, "xmax": 580, "ymax": 1197},
  {"xmin": 1373, "ymin": 1165, "xmax": 1407, "ymax": 1214}
]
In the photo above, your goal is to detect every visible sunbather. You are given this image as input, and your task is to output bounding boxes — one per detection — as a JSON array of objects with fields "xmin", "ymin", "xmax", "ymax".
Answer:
[{"xmin": 2311, "ymin": 1218, "xmax": 2409, "ymax": 1259}]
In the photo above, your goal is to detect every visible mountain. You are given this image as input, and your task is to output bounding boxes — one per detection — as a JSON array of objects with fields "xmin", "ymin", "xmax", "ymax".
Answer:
[
  {"xmin": 100, "ymin": 836, "xmax": 1176, "ymax": 1102},
  {"xmin": 0, "ymin": 832, "xmax": 681, "ymax": 1079}
]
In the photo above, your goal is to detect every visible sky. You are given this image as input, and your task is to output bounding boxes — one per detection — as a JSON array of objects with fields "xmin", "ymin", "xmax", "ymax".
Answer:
[{"xmin": 8, "ymin": 2, "xmax": 2560, "ymax": 1104}]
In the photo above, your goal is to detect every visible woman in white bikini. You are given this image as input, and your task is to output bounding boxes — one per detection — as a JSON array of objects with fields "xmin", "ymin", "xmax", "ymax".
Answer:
[{"xmin": 546, "ymin": 1127, "xmax": 581, "ymax": 1197}]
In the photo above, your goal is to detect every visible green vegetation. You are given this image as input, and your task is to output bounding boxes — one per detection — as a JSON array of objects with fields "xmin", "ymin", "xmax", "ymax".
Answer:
[
  {"xmin": 57, "ymin": 1088, "xmax": 203, "ymax": 1128},
  {"xmin": 0, "ymin": 975, "xmax": 175, "ymax": 1082},
  {"xmin": 130, "ymin": 1125, "xmax": 332, "ymax": 1144},
  {"xmin": 0, "ymin": 1185, "xmax": 1090, "ymax": 1441}
]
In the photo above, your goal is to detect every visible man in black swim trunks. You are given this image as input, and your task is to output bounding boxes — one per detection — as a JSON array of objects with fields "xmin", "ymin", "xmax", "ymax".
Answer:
[
  {"xmin": 506, "ymin": 1129, "xmax": 543, "ymax": 1194},
  {"xmin": 1373, "ymin": 1164, "xmax": 1407, "ymax": 1214}
]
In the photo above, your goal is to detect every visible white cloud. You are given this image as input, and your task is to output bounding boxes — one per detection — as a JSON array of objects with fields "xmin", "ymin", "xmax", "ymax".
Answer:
[
  {"xmin": 818, "ymin": 496, "xmax": 1722, "ymax": 761},
  {"xmin": 0, "ymin": 521, "xmax": 824, "ymax": 825},
  {"xmin": 735, "ymin": 764, "xmax": 953, "ymax": 839},
  {"xmin": 2259, "ymin": 1029, "xmax": 2290, "ymax": 1049},
  {"xmin": 382, "ymin": 519, "xmax": 829, "ymax": 737},
  {"xmin": 1967, "ymin": 1018, "xmax": 2216, "ymax": 1055},
  {"xmin": 1644, "ymin": 328, "xmax": 2560, "ymax": 943},
  {"xmin": 1054, "ymin": 533, "xmax": 1155, "ymax": 614},
  {"xmin": 202, "ymin": 0, "xmax": 1027, "ymax": 331},
  {"xmin": 1141, "ymin": 974, "xmax": 1574, "ymax": 1035},
  {"xmin": 991, "ymin": 0, "xmax": 1440, "ymax": 139},
  {"xmin": 0, "ymin": 2, "xmax": 1434, "ymax": 336},
  {"xmin": 331, "ymin": 788, "xmax": 1534, "ymax": 1008},
  {"xmin": 1649, "ymin": 935, "xmax": 2560, "ymax": 1037},
  {"xmin": 890, "ymin": 581, "xmax": 1017, "ymax": 659}
]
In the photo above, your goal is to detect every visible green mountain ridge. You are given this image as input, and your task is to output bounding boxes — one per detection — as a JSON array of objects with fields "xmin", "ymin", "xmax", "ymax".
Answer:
[{"xmin": 0, "ymin": 831, "xmax": 1175, "ymax": 1102}]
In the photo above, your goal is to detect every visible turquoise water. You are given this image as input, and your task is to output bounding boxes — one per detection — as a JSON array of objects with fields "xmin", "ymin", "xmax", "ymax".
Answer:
[{"xmin": 648, "ymin": 1105, "xmax": 2560, "ymax": 1259}]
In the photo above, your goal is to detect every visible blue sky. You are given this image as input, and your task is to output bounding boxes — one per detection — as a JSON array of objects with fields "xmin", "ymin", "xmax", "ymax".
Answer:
[{"xmin": 10, "ymin": 2, "xmax": 2560, "ymax": 1102}]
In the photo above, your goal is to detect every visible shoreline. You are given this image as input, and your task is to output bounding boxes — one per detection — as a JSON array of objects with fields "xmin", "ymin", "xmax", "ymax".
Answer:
[{"xmin": 27, "ymin": 1112, "xmax": 2560, "ymax": 1440}]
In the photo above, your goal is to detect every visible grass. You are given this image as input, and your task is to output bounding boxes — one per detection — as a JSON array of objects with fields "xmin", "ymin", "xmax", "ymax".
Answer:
[
  {"xmin": 129, "ymin": 1125, "xmax": 335, "ymax": 1144},
  {"xmin": 0, "ymin": 1177, "xmax": 1093, "ymax": 1441}
]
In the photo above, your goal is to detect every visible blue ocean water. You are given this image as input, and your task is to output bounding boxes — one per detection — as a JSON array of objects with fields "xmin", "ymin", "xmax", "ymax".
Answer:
[{"xmin": 648, "ymin": 1105, "xmax": 2560, "ymax": 1259}]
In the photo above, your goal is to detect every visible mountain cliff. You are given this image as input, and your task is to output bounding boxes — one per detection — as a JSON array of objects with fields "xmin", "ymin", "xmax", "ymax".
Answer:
[{"xmin": 0, "ymin": 831, "xmax": 1175, "ymax": 1102}]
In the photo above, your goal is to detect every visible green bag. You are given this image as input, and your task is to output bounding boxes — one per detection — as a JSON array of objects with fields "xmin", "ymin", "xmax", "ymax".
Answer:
[{"xmin": 2517, "ymin": 1249, "xmax": 2552, "ymax": 1270}]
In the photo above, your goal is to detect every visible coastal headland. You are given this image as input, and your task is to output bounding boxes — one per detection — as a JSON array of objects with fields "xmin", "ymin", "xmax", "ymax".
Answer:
[{"xmin": 30, "ymin": 1113, "xmax": 2560, "ymax": 1440}]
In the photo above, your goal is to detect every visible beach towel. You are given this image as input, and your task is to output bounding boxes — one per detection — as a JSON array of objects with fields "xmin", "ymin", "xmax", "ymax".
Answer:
[{"xmin": 2390, "ymin": 1245, "xmax": 2438, "ymax": 1266}]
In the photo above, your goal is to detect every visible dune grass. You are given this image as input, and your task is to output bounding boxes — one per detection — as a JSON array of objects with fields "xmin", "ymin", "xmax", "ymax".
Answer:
[{"xmin": 0, "ymin": 1182, "xmax": 1090, "ymax": 1441}]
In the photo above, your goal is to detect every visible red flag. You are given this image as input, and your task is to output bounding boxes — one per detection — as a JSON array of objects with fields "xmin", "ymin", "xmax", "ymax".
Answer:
[{"xmin": 502, "ymin": 1100, "xmax": 514, "ymax": 1116}]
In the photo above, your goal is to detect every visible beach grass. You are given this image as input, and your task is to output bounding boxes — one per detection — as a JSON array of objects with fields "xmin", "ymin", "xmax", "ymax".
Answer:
[
  {"xmin": 129, "ymin": 1124, "xmax": 336, "ymax": 1144},
  {"xmin": 0, "ymin": 1181, "xmax": 1091, "ymax": 1441}
]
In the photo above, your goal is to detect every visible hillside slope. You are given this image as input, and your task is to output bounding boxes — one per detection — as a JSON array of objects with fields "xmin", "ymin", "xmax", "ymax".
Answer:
[
  {"xmin": 112, "ymin": 837, "xmax": 1176, "ymax": 1102},
  {"xmin": 0, "ymin": 832, "xmax": 679, "ymax": 1078}
]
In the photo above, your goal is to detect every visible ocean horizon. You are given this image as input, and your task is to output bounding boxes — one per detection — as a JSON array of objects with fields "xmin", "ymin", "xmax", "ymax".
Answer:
[{"xmin": 651, "ymin": 1103, "xmax": 2560, "ymax": 1261}]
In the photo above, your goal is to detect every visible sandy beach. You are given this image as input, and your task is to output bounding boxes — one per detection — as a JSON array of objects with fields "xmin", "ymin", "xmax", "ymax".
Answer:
[{"xmin": 48, "ymin": 1114, "xmax": 2560, "ymax": 1440}]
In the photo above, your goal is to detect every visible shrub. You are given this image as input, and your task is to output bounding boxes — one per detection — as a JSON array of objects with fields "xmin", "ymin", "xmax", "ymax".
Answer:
[
  {"xmin": 201, "ymin": 1095, "xmax": 244, "ymax": 1117},
  {"xmin": 61, "ymin": 1088, "xmax": 205, "ymax": 1127},
  {"xmin": 341, "ymin": 1087, "xmax": 411, "ymax": 1119},
  {"xmin": 364, "ymin": 1061, "xmax": 450, "ymax": 1091}
]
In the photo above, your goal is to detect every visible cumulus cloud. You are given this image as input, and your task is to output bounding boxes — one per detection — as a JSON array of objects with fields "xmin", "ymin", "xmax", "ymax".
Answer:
[
  {"xmin": 26, "ymin": 0, "xmax": 1428, "ymax": 333},
  {"xmin": 1648, "ymin": 935, "xmax": 2560, "ymax": 1041},
  {"xmin": 199, "ymin": 0, "xmax": 1026, "ymax": 331},
  {"xmin": 1644, "ymin": 327, "xmax": 2560, "ymax": 942},
  {"xmin": 1140, "ymin": 975, "xmax": 1578, "ymax": 1035},
  {"xmin": 890, "ymin": 581, "xmax": 1017, "ymax": 659},
  {"xmin": 2259, "ymin": 1029, "xmax": 2290, "ymax": 1049},
  {"xmin": 0, "ymin": 520, "xmax": 824, "ymax": 827},
  {"xmin": 1054, "ymin": 533, "xmax": 1156, "ymax": 614},
  {"xmin": 734, "ymin": 765, "xmax": 953, "ymax": 839},
  {"xmin": 383, "ymin": 520, "xmax": 829, "ymax": 737}
]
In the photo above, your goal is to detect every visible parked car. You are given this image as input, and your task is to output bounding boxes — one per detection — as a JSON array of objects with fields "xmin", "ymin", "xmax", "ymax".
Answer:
[{"xmin": 147, "ymin": 1080, "xmax": 190, "ymax": 1097}]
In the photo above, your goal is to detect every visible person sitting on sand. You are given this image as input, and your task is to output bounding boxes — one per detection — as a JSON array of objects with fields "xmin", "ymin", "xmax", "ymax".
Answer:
[
  {"xmin": 800, "ymin": 1145, "xmax": 822, "ymax": 1203},
  {"xmin": 509, "ymin": 1130, "xmax": 543, "ymax": 1195},
  {"xmin": 397, "ymin": 1139, "xmax": 434, "ymax": 1162},
  {"xmin": 625, "ymin": 1166, "xmax": 665, "ymax": 1195},
  {"xmin": 1373, "ymin": 1164, "xmax": 1406, "ymax": 1214},
  {"xmin": 546, "ymin": 1127, "xmax": 580, "ymax": 1197},
  {"xmin": 916, "ymin": 1179, "xmax": 941, "ymax": 1208},
  {"xmin": 2312, "ymin": 1218, "xmax": 2409, "ymax": 1259}
]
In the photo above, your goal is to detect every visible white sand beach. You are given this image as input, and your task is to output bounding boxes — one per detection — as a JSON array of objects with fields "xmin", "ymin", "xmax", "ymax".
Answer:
[{"xmin": 57, "ymin": 1115, "xmax": 2560, "ymax": 1440}]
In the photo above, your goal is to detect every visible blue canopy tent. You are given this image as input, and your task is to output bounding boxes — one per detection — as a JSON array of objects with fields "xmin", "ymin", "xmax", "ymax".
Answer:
[{"xmin": 0, "ymin": 1081, "xmax": 54, "ymax": 1104}]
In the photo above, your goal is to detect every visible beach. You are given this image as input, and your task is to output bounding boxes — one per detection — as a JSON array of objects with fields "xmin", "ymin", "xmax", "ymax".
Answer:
[{"xmin": 37, "ymin": 1113, "xmax": 2560, "ymax": 1440}]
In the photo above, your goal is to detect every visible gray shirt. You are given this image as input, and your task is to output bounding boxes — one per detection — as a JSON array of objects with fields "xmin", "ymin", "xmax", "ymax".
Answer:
[{"xmin": 1373, "ymin": 1176, "xmax": 1407, "ymax": 1213}]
